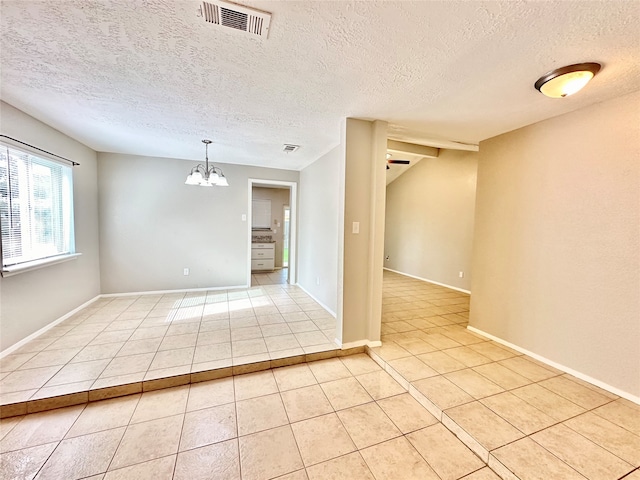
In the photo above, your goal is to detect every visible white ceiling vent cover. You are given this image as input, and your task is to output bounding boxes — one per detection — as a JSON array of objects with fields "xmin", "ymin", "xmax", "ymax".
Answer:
[
  {"xmin": 200, "ymin": 0, "xmax": 271, "ymax": 38},
  {"xmin": 283, "ymin": 144, "xmax": 300, "ymax": 153}
]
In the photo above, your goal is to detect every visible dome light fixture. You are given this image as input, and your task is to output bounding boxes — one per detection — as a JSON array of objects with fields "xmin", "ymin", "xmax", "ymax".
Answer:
[
  {"xmin": 185, "ymin": 139, "xmax": 229, "ymax": 187},
  {"xmin": 534, "ymin": 62, "xmax": 601, "ymax": 98}
]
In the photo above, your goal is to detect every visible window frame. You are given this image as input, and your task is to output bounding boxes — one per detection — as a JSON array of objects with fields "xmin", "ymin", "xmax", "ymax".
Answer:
[{"xmin": 0, "ymin": 140, "xmax": 79, "ymax": 277}]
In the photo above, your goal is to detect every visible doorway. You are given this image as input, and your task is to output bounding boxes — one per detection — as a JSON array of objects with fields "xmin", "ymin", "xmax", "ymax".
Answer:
[
  {"xmin": 248, "ymin": 179, "xmax": 297, "ymax": 287},
  {"xmin": 283, "ymin": 205, "xmax": 290, "ymax": 268}
]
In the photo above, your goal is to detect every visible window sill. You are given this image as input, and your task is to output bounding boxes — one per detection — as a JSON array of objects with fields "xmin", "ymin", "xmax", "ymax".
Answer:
[{"xmin": 1, "ymin": 253, "xmax": 82, "ymax": 277}]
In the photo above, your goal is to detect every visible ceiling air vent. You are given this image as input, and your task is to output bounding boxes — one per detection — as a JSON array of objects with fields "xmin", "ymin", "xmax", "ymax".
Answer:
[
  {"xmin": 283, "ymin": 144, "xmax": 300, "ymax": 153},
  {"xmin": 200, "ymin": 0, "xmax": 271, "ymax": 38}
]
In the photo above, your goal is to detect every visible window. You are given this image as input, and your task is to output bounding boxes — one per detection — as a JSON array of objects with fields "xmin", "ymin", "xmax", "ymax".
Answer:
[{"xmin": 0, "ymin": 143, "xmax": 75, "ymax": 270}]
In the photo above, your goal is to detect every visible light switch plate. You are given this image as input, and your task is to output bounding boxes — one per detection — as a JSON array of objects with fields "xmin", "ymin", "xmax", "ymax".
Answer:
[{"xmin": 352, "ymin": 222, "xmax": 360, "ymax": 234}]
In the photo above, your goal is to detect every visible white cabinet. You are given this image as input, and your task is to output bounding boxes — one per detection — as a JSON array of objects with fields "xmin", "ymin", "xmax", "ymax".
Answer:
[{"xmin": 251, "ymin": 243, "xmax": 275, "ymax": 271}]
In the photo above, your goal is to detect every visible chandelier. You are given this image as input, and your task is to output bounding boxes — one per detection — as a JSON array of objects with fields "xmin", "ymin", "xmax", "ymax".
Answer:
[{"xmin": 185, "ymin": 139, "xmax": 229, "ymax": 187}]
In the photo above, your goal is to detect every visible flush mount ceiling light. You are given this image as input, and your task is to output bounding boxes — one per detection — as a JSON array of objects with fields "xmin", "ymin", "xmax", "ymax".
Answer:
[
  {"xmin": 185, "ymin": 140, "xmax": 229, "ymax": 187},
  {"xmin": 534, "ymin": 62, "xmax": 601, "ymax": 98}
]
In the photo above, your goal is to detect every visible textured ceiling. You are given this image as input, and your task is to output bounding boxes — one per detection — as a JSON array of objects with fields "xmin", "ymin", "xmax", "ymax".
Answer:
[{"xmin": 1, "ymin": 1, "xmax": 639, "ymax": 170}]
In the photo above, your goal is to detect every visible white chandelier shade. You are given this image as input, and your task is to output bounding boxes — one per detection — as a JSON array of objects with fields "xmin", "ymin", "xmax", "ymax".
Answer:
[{"xmin": 185, "ymin": 140, "xmax": 229, "ymax": 187}]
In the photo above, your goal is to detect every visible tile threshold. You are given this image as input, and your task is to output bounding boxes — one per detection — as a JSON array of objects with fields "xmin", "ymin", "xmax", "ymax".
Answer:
[
  {"xmin": 0, "ymin": 346, "xmax": 365, "ymax": 418},
  {"xmin": 363, "ymin": 345, "xmax": 628, "ymax": 480}
]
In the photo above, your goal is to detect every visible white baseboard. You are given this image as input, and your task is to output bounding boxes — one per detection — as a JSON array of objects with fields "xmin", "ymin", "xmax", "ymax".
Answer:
[
  {"xmin": 467, "ymin": 325, "xmax": 640, "ymax": 406},
  {"xmin": 383, "ymin": 268, "xmax": 471, "ymax": 294},
  {"xmin": 294, "ymin": 283, "xmax": 337, "ymax": 318},
  {"xmin": 0, "ymin": 295, "xmax": 101, "ymax": 358},
  {"xmin": 335, "ymin": 339, "xmax": 382, "ymax": 349},
  {"xmin": 100, "ymin": 285, "xmax": 249, "ymax": 297}
]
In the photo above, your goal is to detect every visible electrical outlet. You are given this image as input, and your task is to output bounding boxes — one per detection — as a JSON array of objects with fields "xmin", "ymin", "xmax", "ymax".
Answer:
[
  {"xmin": 459, "ymin": 271, "xmax": 464, "ymax": 278},
  {"xmin": 184, "ymin": 268, "xmax": 190, "ymax": 276},
  {"xmin": 316, "ymin": 277, "xmax": 320, "ymax": 285},
  {"xmin": 352, "ymin": 222, "xmax": 360, "ymax": 234},
  {"xmin": 241, "ymin": 214, "xmax": 247, "ymax": 221}
]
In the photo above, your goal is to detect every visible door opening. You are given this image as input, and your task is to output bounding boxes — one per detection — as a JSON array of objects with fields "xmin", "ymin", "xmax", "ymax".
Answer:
[{"xmin": 283, "ymin": 206, "xmax": 290, "ymax": 268}]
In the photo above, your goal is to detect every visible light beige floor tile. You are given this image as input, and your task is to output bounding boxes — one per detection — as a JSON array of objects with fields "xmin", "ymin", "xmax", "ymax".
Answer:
[
  {"xmin": 421, "ymin": 333, "xmax": 462, "ymax": 350},
  {"xmin": 129, "ymin": 326, "xmax": 169, "ymax": 341},
  {"xmin": 593, "ymin": 399, "xmax": 640, "ymax": 436},
  {"xmin": 193, "ymin": 343, "xmax": 231, "ymax": 363},
  {"xmin": 387, "ymin": 356, "xmax": 438, "ymax": 382},
  {"xmin": 90, "ymin": 330, "xmax": 135, "ymax": 346},
  {"xmin": 273, "ymin": 364, "xmax": 317, "ymax": 391},
  {"xmin": 197, "ymin": 329, "xmax": 231, "ymax": 345},
  {"xmin": 499, "ymin": 357, "xmax": 559, "ymax": 382},
  {"xmin": 232, "ymin": 338, "xmax": 268, "ymax": 357},
  {"xmin": 281, "ymin": 385, "xmax": 333, "ymax": 423},
  {"xmin": 17, "ymin": 347, "xmax": 82, "ymax": 370},
  {"xmin": 45, "ymin": 359, "xmax": 110, "ymax": 387},
  {"xmin": 294, "ymin": 331, "xmax": 330, "ymax": 347},
  {"xmin": 149, "ymin": 347, "xmax": 194, "ymax": 371},
  {"xmin": 306, "ymin": 451, "xmax": 375, "ymax": 480},
  {"xmin": 266, "ymin": 334, "xmax": 302, "ymax": 352},
  {"xmin": 407, "ymin": 423, "xmax": 485, "ymax": 480},
  {"xmin": 444, "ymin": 346, "xmax": 492, "ymax": 367},
  {"xmin": 44, "ymin": 333, "xmax": 97, "ymax": 350},
  {"xmin": 0, "ymin": 416, "xmax": 23, "ymax": 441},
  {"xmin": 36, "ymin": 427, "xmax": 125, "ymax": 479},
  {"xmin": 412, "ymin": 376, "xmax": 474, "ymax": 410},
  {"xmin": 175, "ymin": 440, "xmax": 240, "ymax": 479},
  {"xmin": 100, "ymin": 353, "xmax": 155, "ymax": 378},
  {"xmin": 0, "ymin": 353, "xmax": 38, "ymax": 372},
  {"xmin": 239, "ymin": 425, "xmax": 303, "ymax": 480},
  {"xmin": 110, "ymin": 414, "xmax": 183, "ymax": 470},
  {"xmin": 291, "ymin": 413, "xmax": 356, "ymax": 466},
  {"xmin": 187, "ymin": 377, "xmax": 234, "ymax": 411},
  {"xmin": 307, "ymin": 358, "xmax": 352, "ymax": 383},
  {"xmin": 377, "ymin": 393, "xmax": 438, "ymax": 434},
  {"xmin": 31, "ymin": 380, "xmax": 93, "ymax": 401},
  {"xmin": 360, "ymin": 436, "xmax": 440, "ymax": 480},
  {"xmin": 320, "ymin": 377, "xmax": 373, "ymax": 411},
  {"xmin": 337, "ymin": 402, "xmax": 401, "ymax": 449},
  {"xmin": 533, "ymin": 423, "xmax": 634, "ymax": 480},
  {"xmin": 480, "ymin": 392, "xmax": 556, "ymax": 435},
  {"xmin": 416, "ymin": 351, "xmax": 466, "ymax": 374},
  {"xmin": 0, "ymin": 442, "xmax": 57, "ymax": 480},
  {"xmin": 369, "ymin": 343, "xmax": 413, "ymax": 362},
  {"xmin": 538, "ymin": 376, "xmax": 613, "ymax": 410},
  {"xmin": 260, "ymin": 323, "xmax": 293, "ymax": 337},
  {"xmin": 288, "ymin": 321, "xmax": 319, "ymax": 333},
  {"xmin": 339, "ymin": 354, "xmax": 381, "ymax": 376},
  {"xmin": 511, "ymin": 383, "xmax": 585, "ymax": 421},
  {"xmin": 472, "ymin": 363, "xmax": 532, "ymax": 390},
  {"xmin": 236, "ymin": 393, "xmax": 288, "ymax": 435},
  {"xmin": 158, "ymin": 333, "xmax": 197, "ymax": 351},
  {"xmin": 130, "ymin": 385, "xmax": 189, "ymax": 424},
  {"xmin": 234, "ymin": 370, "xmax": 278, "ymax": 400},
  {"xmin": 0, "ymin": 404, "xmax": 84, "ymax": 453},
  {"xmin": 66, "ymin": 394, "xmax": 140, "ymax": 438},
  {"xmin": 166, "ymin": 323, "xmax": 200, "ymax": 336},
  {"xmin": 356, "ymin": 370, "xmax": 405, "ymax": 400},
  {"xmin": 70, "ymin": 343, "xmax": 124, "ymax": 363},
  {"xmin": 444, "ymin": 369, "xmax": 504, "ymax": 399},
  {"xmin": 564, "ymin": 412, "xmax": 640, "ymax": 465},
  {"xmin": 1, "ymin": 366, "xmax": 61, "ymax": 393},
  {"xmin": 179, "ymin": 403, "xmax": 236, "ymax": 451},
  {"xmin": 622, "ymin": 470, "xmax": 640, "ymax": 480},
  {"xmin": 461, "ymin": 467, "xmax": 502, "ymax": 479},
  {"xmin": 116, "ymin": 338, "xmax": 162, "ymax": 357},
  {"xmin": 467, "ymin": 342, "xmax": 517, "ymax": 361},
  {"xmin": 392, "ymin": 337, "xmax": 437, "ymax": 355},
  {"xmin": 492, "ymin": 437, "xmax": 586, "ymax": 480},
  {"xmin": 445, "ymin": 401, "xmax": 525, "ymax": 451},
  {"xmin": 231, "ymin": 326, "xmax": 263, "ymax": 342},
  {"xmin": 104, "ymin": 454, "xmax": 176, "ymax": 480}
]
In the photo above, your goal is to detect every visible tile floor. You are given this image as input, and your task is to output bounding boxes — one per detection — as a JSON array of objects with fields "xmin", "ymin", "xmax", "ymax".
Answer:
[
  {"xmin": 251, "ymin": 267, "xmax": 289, "ymax": 286},
  {"xmin": 0, "ymin": 354, "xmax": 501, "ymax": 480},
  {"xmin": 1, "ymin": 270, "xmax": 639, "ymax": 479},
  {"xmin": 0, "ymin": 284, "xmax": 337, "ymax": 416},
  {"xmin": 369, "ymin": 270, "xmax": 640, "ymax": 480}
]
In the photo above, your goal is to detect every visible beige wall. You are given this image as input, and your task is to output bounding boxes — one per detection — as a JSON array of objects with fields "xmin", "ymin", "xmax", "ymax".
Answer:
[
  {"xmin": 98, "ymin": 153, "xmax": 298, "ymax": 293},
  {"xmin": 470, "ymin": 90, "xmax": 640, "ymax": 398},
  {"xmin": 340, "ymin": 118, "xmax": 388, "ymax": 345},
  {"xmin": 252, "ymin": 187, "xmax": 290, "ymax": 269},
  {"xmin": 298, "ymin": 146, "xmax": 341, "ymax": 314},
  {"xmin": 384, "ymin": 149, "xmax": 478, "ymax": 291},
  {"xmin": 0, "ymin": 102, "xmax": 101, "ymax": 351}
]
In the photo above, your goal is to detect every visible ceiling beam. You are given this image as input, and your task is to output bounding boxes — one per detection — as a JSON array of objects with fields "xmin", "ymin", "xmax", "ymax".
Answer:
[{"xmin": 386, "ymin": 140, "xmax": 439, "ymax": 158}]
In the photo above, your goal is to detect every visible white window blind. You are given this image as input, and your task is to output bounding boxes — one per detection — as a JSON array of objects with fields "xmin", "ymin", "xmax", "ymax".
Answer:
[
  {"xmin": 0, "ymin": 143, "xmax": 75, "ymax": 268},
  {"xmin": 252, "ymin": 199, "xmax": 271, "ymax": 228}
]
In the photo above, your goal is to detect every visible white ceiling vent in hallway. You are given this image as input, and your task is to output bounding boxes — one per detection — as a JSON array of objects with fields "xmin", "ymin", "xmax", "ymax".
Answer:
[
  {"xmin": 200, "ymin": 0, "xmax": 271, "ymax": 38},
  {"xmin": 282, "ymin": 144, "xmax": 300, "ymax": 153}
]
